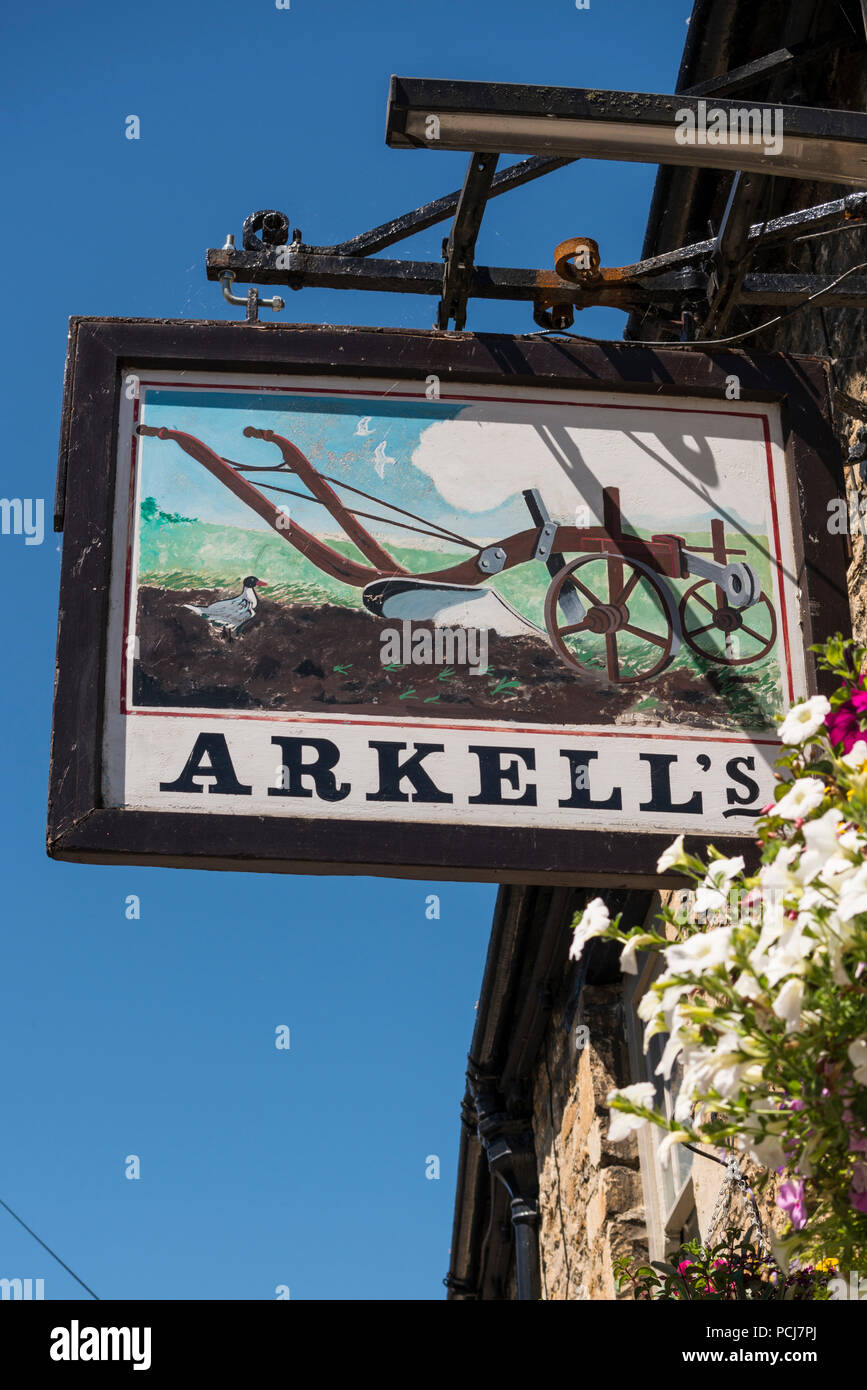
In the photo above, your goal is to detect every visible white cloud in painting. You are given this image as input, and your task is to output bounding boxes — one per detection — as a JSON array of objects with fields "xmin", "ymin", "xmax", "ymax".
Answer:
[{"xmin": 409, "ymin": 401, "xmax": 770, "ymax": 532}]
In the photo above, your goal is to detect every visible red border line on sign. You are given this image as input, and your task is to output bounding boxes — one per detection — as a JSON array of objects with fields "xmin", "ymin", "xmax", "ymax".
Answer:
[
  {"xmin": 120, "ymin": 378, "xmax": 790, "ymax": 749},
  {"xmin": 119, "ymin": 394, "xmax": 141, "ymax": 716},
  {"xmin": 761, "ymin": 412, "xmax": 794, "ymax": 704},
  {"xmin": 123, "ymin": 705, "xmax": 782, "ymax": 745}
]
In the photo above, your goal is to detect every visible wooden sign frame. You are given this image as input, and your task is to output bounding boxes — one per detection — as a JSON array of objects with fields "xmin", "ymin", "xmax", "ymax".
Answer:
[{"xmin": 47, "ymin": 318, "xmax": 848, "ymax": 886}]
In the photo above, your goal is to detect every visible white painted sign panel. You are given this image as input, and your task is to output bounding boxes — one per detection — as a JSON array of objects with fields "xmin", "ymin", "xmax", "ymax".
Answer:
[{"xmin": 102, "ymin": 368, "xmax": 806, "ymax": 836}]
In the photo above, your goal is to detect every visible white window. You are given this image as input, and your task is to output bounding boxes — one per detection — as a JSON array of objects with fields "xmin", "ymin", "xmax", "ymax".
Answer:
[{"xmin": 623, "ymin": 923, "xmax": 698, "ymax": 1262}]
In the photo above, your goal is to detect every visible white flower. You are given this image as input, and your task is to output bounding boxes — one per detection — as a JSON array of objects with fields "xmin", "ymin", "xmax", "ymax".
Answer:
[
  {"xmin": 735, "ymin": 971, "xmax": 764, "ymax": 1001},
  {"xmin": 797, "ymin": 808, "xmax": 843, "ymax": 884},
  {"xmin": 831, "ymin": 927, "xmax": 857, "ymax": 985},
  {"xmin": 637, "ymin": 983, "xmax": 690, "ymax": 1049},
  {"xmin": 693, "ymin": 856, "xmax": 745, "ymax": 914},
  {"xmin": 838, "ymin": 825, "xmax": 865, "ymax": 853},
  {"xmin": 654, "ymin": 1026, "xmax": 686, "ymax": 1082},
  {"xmin": 842, "ymin": 739, "xmax": 867, "ymax": 769},
  {"xmin": 738, "ymin": 1131, "xmax": 787, "ymax": 1171},
  {"xmin": 751, "ymin": 922, "xmax": 812, "ymax": 986},
  {"xmin": 665, "ymin": 925, "xmax": 732, "ymax": 974},
  {"xmin": 818, "ymin": 854, "xmax": 859, "ymax": 894},
  {"xmin": 837, "ymin": 863, "xmax": 867, "ymax": 923},
  {"xmin": 637, "ymin": 989, "xmax": 661, "ymax": 1022},
  {"xmin": 657, "ymin": 834, "xmax": 687, "ymax": 873},
  {"xmin": 569, "ymin": 897, "xmax": 610, "ymax": 960},
  {"xmin": 606, "ymin": 1082, "xmax": 656, "ymax": 1142},
  {"xmin": 772, "ymin": 976, "xmax": 804, "ymax": 1029},
  {"xmin": 711, "ymin": 1062, "xmax": 747, "ymax": 1100},
  {"xmin": 607, "ymin": 1112, "xmax": 649, "ymax": 1143},
  {"xmin": 796, "ymin": 885, "xmax": 829, "ymax": 921},
  {"xmin": 778, "ymin": 695, "xmax": 830, "ymax": 745},
  {"xmin": 707, "ymin": 855, "xmax": 745, "ymax": 887},
  {"xmin": 681, "ymin": 1032, "xmax": 746, "ymax": 1101},
  {"xmin": 750, "ymin": 891, "xmax": 788, "ymax": 958},
  {"xmin": 759, "ymin": 845, "xmax": 801, "ymax": 894},
  {"xmin": 619, "ymin": 937, "xmax": 639, "ymax": 975},
  {"xmin": 657, "ymin": 1129, "xmax": 691, "ymax": 1169},
  {"xmin": 848, "ymin": 1037, "xmax": 867, "ymax": 1086},
  {"xmin": 773, "ymin": 777, "xmax": 827, "ymax": 821}
]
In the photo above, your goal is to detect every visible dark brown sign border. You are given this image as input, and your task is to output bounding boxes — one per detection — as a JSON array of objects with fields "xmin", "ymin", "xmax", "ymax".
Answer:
[{"xmin": 47, "ymin": 318, "xmax": 849, "ymax": 886}]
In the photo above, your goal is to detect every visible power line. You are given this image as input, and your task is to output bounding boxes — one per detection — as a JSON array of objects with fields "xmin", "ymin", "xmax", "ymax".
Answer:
[
  {"xmin": 0, "ymin": 1194, "xmax": 100, "ymax": 1300},
  {"xmin": 632, "ymin": 259, "xmax": 867, "ymax": 348}
]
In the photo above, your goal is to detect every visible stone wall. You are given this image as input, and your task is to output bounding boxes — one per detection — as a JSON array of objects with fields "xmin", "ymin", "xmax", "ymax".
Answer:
[
  {"xmin": 533, "ymin": 983, "xmax": 646, "ymax": 1300},
  {"xmin": 532, "ymin": 924, "xmax": 792, "ymax": 1298}
]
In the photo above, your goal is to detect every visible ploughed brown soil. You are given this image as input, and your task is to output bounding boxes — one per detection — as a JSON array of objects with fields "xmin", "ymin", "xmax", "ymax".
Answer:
[{"xmin": 132, "ymin": 586, "xmax": 756, "ymax": 728}]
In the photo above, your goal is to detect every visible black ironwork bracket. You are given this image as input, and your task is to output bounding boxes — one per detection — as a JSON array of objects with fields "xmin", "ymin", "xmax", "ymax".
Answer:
[
  {"xmin": 206, "ymin": 25, "xmax": 867, "ymax": 333},
  {"xmin": 678, "ymin": 35, "xmax": 848, "ymax": 101},
  {"xmin": 206, "ymin": 189, "xmax": 867, "ymax": 331},
  {"xmin": 437, "ymin": 152, "xmax": 499, "ymax": 331}
]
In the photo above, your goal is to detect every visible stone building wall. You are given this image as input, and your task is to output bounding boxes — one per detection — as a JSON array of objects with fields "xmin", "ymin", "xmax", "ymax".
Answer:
[
  {"xmin": 532, "ymin": 909, "xmax": 793, "ymax": 1299},
  {"xmin": 533, "ymin": 982, "xmax": 646, "ymax": 1300}
]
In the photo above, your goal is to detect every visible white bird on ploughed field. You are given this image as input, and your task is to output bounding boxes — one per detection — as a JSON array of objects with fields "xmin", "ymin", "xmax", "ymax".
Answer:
[{"xmin": 184, "ymin": 576, "xmax": 267, "ymax": 636}]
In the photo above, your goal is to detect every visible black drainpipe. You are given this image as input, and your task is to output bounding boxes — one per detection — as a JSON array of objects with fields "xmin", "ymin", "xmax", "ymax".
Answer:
[{"xmin": 468, "ymin": 1071, "xmax": 540, "ymax": 1300}]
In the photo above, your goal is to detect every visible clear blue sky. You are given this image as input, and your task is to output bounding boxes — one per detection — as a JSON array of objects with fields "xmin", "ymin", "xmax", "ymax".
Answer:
[{"xmin": 2, "ymin": 0, "xmax": 692, "ymax": 1299}]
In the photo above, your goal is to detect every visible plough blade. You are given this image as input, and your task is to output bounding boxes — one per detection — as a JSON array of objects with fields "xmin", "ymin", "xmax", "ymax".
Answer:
[{"xmin": 362, "ymin": 579, "xmax": 544, "ymax": 638}]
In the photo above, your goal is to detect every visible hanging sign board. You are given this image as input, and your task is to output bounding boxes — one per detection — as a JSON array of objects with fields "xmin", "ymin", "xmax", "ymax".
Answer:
[{"xmin": 47, "ymin": 320, "xmax": 847, "ymax": 885}]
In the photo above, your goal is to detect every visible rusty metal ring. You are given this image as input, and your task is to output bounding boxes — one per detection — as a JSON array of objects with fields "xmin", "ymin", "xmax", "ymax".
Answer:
[{"xmin": 554, "ymin": 237, "xmax": 601, "ymax": 284}]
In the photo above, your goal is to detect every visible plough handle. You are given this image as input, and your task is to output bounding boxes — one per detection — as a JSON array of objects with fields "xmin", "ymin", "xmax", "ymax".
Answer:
[
  {"xmin": 243, "ymin": 427, "xmax": 405, "ymax": 575},
  {"xmin": 136, "ymin": 425, "xmax": 384, "ymax": 588}
]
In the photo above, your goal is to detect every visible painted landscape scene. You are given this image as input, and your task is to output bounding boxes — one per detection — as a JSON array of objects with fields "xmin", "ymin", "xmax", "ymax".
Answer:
[{"xmin": 128, "ymin": 386, "xmax": 789, "ymax": 733}]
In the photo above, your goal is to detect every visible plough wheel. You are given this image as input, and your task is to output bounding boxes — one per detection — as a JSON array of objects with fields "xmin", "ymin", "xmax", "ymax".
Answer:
[
  {"xmin": 679, "ymin": 580, "xmax": 777, "ymax": 666},
  {"xmin": 544, "ymin": 554, "xmax": 679, "ymax": 684}
]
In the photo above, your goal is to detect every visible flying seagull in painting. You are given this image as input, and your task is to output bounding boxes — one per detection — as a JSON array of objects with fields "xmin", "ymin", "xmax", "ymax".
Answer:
[
  {"xmin": 373, "ymin": 441, "xmax": 396, "ymax": 478},
  {"xmin": 184, "ymin": 576, "xmax": 266, "ymax": 636}
]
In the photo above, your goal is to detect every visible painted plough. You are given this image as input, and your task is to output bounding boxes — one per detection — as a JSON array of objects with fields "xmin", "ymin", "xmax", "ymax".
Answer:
[{"xmin": 137, "ymin": 423, "xmax": 777, "ymax": 684}]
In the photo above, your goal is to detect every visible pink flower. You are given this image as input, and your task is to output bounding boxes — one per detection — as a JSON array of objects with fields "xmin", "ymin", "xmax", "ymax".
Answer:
[
  {"xmin": 826, "ymin": 707, "xmax": 860, "ymax": 751},
  {"xmin": 850, "ymin": 1163, "xmax": 867, "ymax": 1215},
  {"xmin": 826, "ymin": 692, "xmax": 867, "ymax": 752},
  {"xmin": 777, "ymin": 1178, "xmax": 808, "ymax": 1229}
]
